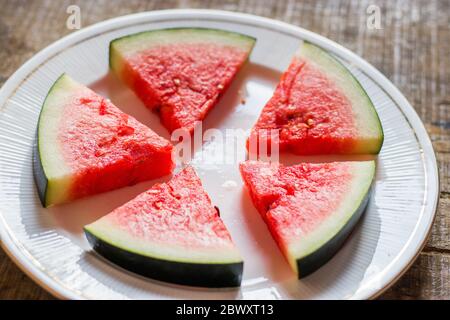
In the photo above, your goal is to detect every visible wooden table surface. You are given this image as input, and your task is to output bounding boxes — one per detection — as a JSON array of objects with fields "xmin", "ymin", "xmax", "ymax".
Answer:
[{"xmin": 0, "ymin": 0, "xmax": 449, "ymax": 300}]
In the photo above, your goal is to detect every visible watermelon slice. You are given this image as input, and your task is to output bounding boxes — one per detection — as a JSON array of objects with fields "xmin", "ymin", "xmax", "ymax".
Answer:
[
  {"xmin": 240, "ymin": 160, "xmax": 375, "ymax": 277},
  {"xmin": 84, "ymin": 166, "xmax": 243, "ymax": 287},
  {"xmin": 34, "ymin": 74, "xmax": 174, "ymax": 207},
  {"xmin": 249, "ymin": 42, "xmax": 383, "ymax": 155},
  {"xmin": 110, "ymin": 28, "xmax": 256, "ymax": 134}
]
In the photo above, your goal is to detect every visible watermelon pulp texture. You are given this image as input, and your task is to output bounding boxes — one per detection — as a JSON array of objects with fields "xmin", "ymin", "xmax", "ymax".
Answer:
[
  {"xmin": 240, "ymin": 160, "xmax": 375, "ymax": 276},
  {"xmin": 249, "ymin": 42, "xmax": 383, "ymax": 155},
  {"xmin": 35, "ymin": 74, "xmax": 174, "ymax": 206},
  {"xmin": 85, "ymin": 166, "xmax": 240, "ymax": 261},
  {"xmin": 84, "ymin": 166, "xmax": 242, "ymax": 286},
  {"xmin": 110, "ymin": 28, "xmax": 255, "ymax": 134}
]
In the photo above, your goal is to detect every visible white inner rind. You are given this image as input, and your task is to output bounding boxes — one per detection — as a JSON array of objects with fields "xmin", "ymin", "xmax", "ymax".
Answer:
[
  {"xmin": 84, "ymin": 219, "xmax": 243, "ymax": 264},
  {"xmin": 297, "ymin": 42, "xmax": 383, "ymax": 153},
  {"xmin": 285, "ymin": 161, "xmax": 375, "ymax": 273},
  {"xmin": 37, "ymin": 74, "xmax": 81, "ymax": 205}
]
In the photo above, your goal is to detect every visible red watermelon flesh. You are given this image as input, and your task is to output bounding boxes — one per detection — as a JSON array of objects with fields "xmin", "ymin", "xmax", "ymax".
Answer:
[
  {"xmin": 110, "ymin": 28, "xmax": 255, "ymax": 134},
  {"xmin": 84, "ymin": 166, "xmax": 243, "ymax": 286},
  {"xmin": 249, "ymin": 42, "xmax": 383, "ymax": 155},
  {"xmin": 35, "ymin": 74, "xmax": 174, "ymax": 207},
  {"xmin": 240, "ymin": 160, "xmax": 375, "ymax": 276},
  {"xmin": 86, "ymin": 166, "xmax": 238, "ymax": 251}
]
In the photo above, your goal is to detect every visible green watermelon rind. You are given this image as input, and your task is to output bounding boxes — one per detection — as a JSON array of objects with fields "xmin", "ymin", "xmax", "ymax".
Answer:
[
  {"xmin": 83, "ymin": 218, "xmax": 243, "ymax": 265},
  {"xmin": 296, "ymin": 185, "xmax": 371, "ymax": 277},
  {"xmin": 287, "ymin": 161, "xmax": 376, "ymax": 277},
  {"xmin": 34, "ymin": 74, "xmax": 79, "ymax": 207},
  {"xmin": 109, "ymin": 27, "xmax": 256, "ymax": 84},
  {"xmin": 298, "ymin": 42, "xmax": 384, "ymax": 154},
  {"xmin": 84, "ymin": 227, "xmax": 244, "ymax": 288}
]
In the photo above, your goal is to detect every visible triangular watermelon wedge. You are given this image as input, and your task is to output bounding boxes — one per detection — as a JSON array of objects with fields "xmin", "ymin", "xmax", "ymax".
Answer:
[
  {"xmin": 240, "ymin": 160, "xmax": 375, "ymax": 277},
  {"xmin": 84, "ymin": 166, "xmax": 243, "ymax": 287},
  {"xmin": 110, "ymin": 28, "xmax": 256, "ymax": 134},
  {"xmin": 34, "ymin": 74, "xmax": 174, "ymax": 207},
  {"xmin": 249, "ymin": 41, "xmax": 383, "ymax": 155}
]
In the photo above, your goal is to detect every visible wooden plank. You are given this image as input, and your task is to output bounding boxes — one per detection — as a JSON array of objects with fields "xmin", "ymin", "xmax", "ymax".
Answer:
[
  {"xmin": 437, "ymin": 152, "xmax": 450, "ymax": 194},
  {"xmin": 425, "ymin": 195, "xmax": 450, "ymax": 252},
  {"xmin": 0, "ymin": 248, "xmax": 54, "ymax": 299},
  {"xmin": 381, "ymin": 252, "xmax": 450, "ymax": 300},
  {"xmin": 427, "ymin": 124, "xmax": 450, "ymax": 155}
]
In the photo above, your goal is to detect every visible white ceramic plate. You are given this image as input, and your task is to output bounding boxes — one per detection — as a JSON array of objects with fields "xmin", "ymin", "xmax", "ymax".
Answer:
[{"xmin": 0, "ymin": 9, "xmax": 439, "ymax": 300}]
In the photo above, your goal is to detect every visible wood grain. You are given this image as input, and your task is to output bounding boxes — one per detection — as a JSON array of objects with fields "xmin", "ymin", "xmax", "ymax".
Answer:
[{"xmin": 0, "ymin": 0, "xmax": 449, "ymax": 299}]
